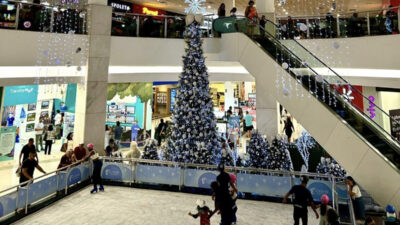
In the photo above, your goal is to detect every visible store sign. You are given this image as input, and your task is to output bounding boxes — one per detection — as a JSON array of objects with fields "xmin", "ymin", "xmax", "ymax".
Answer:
[
  {"xmin": 111, "ymin": 2, "xmax": 131, "ymax": 11},
  {"xmin": 170, "ymin": 89, "xmax": 176, "ymax": 112},
  {"xmin": 142, "ymin": 7, "xmax": 158, "ymax": 16},
  {"xmin": 133, "ymin": 5, "xmax": 166, "ymax": 20},
  {"xmin": 3, "ymin": 85, "xmax": 38, "ymax": 106},
  {"xmin": 367, "ymin": 96, "xmax": 376, "ymax": 118}
]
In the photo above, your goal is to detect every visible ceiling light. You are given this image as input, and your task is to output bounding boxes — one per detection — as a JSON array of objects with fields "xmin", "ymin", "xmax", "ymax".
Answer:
[{"xmin": 207, "ymin": 5, "xmax": 211, "ymax": 8}]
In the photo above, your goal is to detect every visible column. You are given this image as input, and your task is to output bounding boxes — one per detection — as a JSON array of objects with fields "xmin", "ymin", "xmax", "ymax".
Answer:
[
  {"xmin": 224, "ymin": 82, "xmax": 235, "ymax": 110},
  {"xmin": 224, "ymin": 0, "xmax": 235, "ymax": 14},
  {"xmin": 255, "ymin": 81, "xmax": 278, "ymax": 142},
  {"xmin": 256, "ymin": 0, "xmax": 275, "ymax": 21},
  {"xmin": 74, "ymin": 0, "xmax": 112, "ymax": 154}
]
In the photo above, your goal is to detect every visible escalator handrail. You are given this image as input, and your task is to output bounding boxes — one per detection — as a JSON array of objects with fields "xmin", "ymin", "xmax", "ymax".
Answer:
[
  {"xmin": 226, "ymin": 16, "xmax": 400, "ymax": 145},
  {"xmin": 261, "ymin": 17, "xmax": 400, "ymax": 129}
]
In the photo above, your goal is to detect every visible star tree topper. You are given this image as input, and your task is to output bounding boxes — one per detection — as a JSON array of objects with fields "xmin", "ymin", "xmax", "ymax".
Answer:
[{"xmin": 185, "ymin": 0, "xmax": 206, "ymax": 14}]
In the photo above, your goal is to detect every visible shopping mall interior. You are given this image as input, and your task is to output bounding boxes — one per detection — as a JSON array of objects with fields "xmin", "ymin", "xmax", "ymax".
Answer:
[{"xmin": 0, "ymin": 0, "xmax": 399, "ymax": 224}]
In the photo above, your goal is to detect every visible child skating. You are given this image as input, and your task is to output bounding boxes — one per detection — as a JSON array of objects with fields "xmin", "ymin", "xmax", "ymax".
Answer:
[{"xmin": 188, "ymin": 199, "xmax": 211, "ymax": 225}]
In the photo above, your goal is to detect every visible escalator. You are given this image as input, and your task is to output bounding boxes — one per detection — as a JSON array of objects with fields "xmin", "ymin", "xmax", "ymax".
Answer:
[{"xmin": 215, "ymin": 17, "xmax": 400, "ymax": 210}]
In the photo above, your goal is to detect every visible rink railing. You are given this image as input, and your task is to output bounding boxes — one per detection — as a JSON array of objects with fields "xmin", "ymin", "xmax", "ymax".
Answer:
[
  {"xmin": 99, "ymin": 157, "xmax": 350, "ymax": 203},
  {"xmin": 0, "ymin": 161, "xmax": 92, "ymax": 222},
  {"xmin": 0, "ymin": 157, "xmax": 354, "ymax": 223}
]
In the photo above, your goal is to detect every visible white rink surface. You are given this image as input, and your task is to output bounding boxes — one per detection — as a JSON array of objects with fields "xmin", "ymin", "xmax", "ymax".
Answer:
[{"xmin": 12, "ymin": 186, "xmax": 320, "ymax": 225}]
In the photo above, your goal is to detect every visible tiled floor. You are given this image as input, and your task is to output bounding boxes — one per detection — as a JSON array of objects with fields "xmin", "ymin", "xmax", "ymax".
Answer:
[{"xmin": 13, "ymin": 186, "xmax": 320, "ymax": 225}]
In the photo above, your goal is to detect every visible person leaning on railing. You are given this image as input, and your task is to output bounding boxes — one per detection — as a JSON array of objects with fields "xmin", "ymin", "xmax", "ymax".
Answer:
[
  {"xmin": 57, "ymin": 150, "xmax": 76, "ymax": 171},
  {"xmin": 20, "ymin": 151, "xmax": 46, "ymax": 187}
]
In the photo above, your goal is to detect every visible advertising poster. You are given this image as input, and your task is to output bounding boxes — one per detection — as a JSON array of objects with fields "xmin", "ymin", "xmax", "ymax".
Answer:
[
  {"xmin": 389, "ymin": 109, "xmax": 400, "ymax": 141},
  {"xmin": 0, "ymin": 126, "xmax": 17, "ymax": 161}
]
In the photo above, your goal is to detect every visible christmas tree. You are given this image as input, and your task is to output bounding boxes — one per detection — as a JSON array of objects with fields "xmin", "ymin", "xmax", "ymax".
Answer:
[
  {"xmin": 170, "ymin": 18, "xmax": 221, "ymax": 165},
  {"xmin": 316, "ymin": 157, "xmax": 346, "ymax": 177},
  {"xmin": 246, "ymin": 131, "xmax": 269, "ymax": 168},
  {"xmin": 141, "ymin": 139, "xmax": 159, "ymax": 160},
  {"xmin": 295, "ymin": 130, "xmax": 316, "ymax": 172},
  {"xmin": 268, "ymin": 138, "xmax": 293, "ymax": 171},
  {"xmin": 162, "ymin": 138, "xmax": 176, "ymax": 162}
]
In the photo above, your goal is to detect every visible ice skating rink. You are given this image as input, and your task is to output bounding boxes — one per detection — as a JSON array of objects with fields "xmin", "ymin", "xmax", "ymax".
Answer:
[{"xmin": 12, "ymin": 186, "xmax": 320, "ymax": 225}]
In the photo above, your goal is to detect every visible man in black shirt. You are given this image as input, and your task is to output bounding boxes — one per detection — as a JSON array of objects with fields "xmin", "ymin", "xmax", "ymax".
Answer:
[
  {"xmin": 283, "ymin": 176, "xmax": 319, "ymax": 225},
  {"xmin": 20, "ymin": 151, "xmax": 46, "ymax": 186},
  {"xmin": 19, "ymin": 138, "xmax": 39, "ymax": 167}
]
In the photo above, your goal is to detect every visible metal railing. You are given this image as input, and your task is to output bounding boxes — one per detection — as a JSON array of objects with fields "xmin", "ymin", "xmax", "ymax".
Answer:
[
  {"xmin": 0, "ymin": 160, "xmax": 92, "ymax": 221},
  {"xmin": 276, "ymin": 6, "xmax": 400, "ymax": 39}
]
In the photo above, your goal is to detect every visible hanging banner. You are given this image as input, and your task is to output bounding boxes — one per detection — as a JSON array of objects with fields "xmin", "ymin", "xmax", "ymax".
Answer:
[
  {"xmin": 0, "ymin": 126, "xmax": 17, "ymax": 161},
  {"xmin": 3, "ymin": 85, "xmax": 38, "ymax": 107},
  {"xmin": 213, "ymin": 17, "xmax": 237, "ymax": 33},
  {"xmin": 389, "ymin": 109, "xmax": 400, "ymax": 141}
]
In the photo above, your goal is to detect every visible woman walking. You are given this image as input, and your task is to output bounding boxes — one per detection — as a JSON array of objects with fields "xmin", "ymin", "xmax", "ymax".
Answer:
[
  {"xmin": 44, "ymin": 125, "xmax": 55, "ymax": 155},
  {"xmin": 87, "ymin": 143, "xmax": 104, "ymax": 193}
]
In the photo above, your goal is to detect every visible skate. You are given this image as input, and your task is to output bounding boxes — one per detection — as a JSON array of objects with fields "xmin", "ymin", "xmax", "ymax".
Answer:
[{"xmin": 90, "ymin": 186, "xmax": 98, "ymax": 194}]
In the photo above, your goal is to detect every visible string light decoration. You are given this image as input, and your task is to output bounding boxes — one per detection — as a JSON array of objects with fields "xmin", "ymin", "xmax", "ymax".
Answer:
[
  {"xmin": 35, "ymin": 0, "xmax": 89, "ymax": 91},
  {"xmin": 184, "ymin": 0, "xmax": 206, "ymax": 14},
  {"xmin": 295, "ymin": 130, "xmax": 316, "ymax": 172}
]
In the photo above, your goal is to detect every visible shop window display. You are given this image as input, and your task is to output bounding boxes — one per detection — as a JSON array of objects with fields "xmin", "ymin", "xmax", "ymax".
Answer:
[
  {"xmin": 0, "ymin": 84, "xmax": 77, "ymax": 161},
  {"xmin": 107, "ymin": 83, "xmax": 153, "ymax": 146}
]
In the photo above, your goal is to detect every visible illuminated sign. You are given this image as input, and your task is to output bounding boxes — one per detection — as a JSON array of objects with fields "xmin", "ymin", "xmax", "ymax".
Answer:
[
  {"xmin": 111, "ymin": 2, "xmax": 131, "ymax": 11},
  {"xmin": 367, "ymin": 96, "xmax": 376, "ymax": 118},
  {"xmin": 142, "ymin": 7, "xmax": 158, "ymax": 16}
]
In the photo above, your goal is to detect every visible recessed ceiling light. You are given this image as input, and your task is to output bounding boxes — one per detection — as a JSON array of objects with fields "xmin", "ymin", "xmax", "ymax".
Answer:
[{"xmin": 207, "ymin": 5, "xmax": 211, "ymax": 8}]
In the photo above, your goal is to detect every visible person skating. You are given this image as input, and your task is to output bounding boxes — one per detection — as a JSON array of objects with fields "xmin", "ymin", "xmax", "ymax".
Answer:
[
  {"xmin": 188, "ymin": 199, "xmax": 211, "ymax": 225},
  {"xmin": 283, "ymin": 176, "xmax": 319, "ymax": 225},
  {"xmin": 87, "ymin": 143, "xmax": 104, "ymax": 193},
  {"xmin": 318, "ymin": 194, "xmax": 331, "ymax": 225}
]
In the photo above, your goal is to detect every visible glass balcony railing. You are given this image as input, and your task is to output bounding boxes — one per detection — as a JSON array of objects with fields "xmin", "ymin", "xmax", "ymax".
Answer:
[
  {"xmin": 0, "ymin": 0, "xmax": 88, "ymax": 34},
  {"xmin": 215, "ymin": 16, "xmax": 400, "ymax": 169},
  {"xmin": 111, "ymin": 12, "xmax": 214, "ymax": 38},
  {"xmin": 276, "ymin": 6, "xmax": 399, "ymax": 39}
]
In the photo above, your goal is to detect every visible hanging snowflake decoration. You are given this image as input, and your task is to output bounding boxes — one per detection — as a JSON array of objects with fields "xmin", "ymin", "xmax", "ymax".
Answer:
[
  {"xmin": 342, "ymin": 87, "xmax": 354, "ymax": 102},
  {"xmin": 184, "ymin": 0, "xmax": 206, "ymax": 14}
]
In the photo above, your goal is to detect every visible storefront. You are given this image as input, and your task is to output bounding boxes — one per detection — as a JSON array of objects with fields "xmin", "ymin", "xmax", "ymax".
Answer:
[
  {"xmin": 106, "ymin": 83, "xmax": 153, "ymax": 146},
  {"xmin": 0, "ymin": 1, "xmax": 16, "ymax": 29},
  {"xmin": 0, "ymin": 84, "xmax": 77, "ymax": 161}
]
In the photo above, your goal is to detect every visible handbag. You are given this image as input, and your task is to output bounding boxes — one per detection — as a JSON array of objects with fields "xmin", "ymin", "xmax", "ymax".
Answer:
[{"xmin": 60, "ymin": 143, "xmax": 67, "ymax": 152}]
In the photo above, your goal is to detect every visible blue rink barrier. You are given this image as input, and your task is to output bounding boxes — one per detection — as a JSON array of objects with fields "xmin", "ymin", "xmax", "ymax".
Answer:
[
  {"xmin": 99, "ymin": 158, "xmax": 349, "ymax": 202},
  {"xmin": 0, "ymin": 162, "xmax": 92, "ymax": 220},
  {"xmin": 0, "ymin": 158, "xmax": 350, "ymax": 222}
]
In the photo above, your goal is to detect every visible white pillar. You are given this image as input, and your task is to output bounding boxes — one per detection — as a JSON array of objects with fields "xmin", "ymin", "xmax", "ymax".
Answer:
[
  {"xmin": 74, "ymin": 0, "xmax": 111, "ymax": 154},
  {"xmin": 255, "ymin": 81, "xmax": 278, "ymax": 142},
  {"xmin": 224, "ymin": 82, "xmax": 235, "ymax": 110},
  {"xmin": 256, "ymin": 0, "xmax": 275, "ymax": 21},
  {"xmin": 223, "ymin": 0, "xmax": 235, "ymax": 14}
]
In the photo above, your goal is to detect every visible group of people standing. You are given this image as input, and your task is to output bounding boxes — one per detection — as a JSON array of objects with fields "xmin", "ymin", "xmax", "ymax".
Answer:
[
  {"xmin": 34, "ymin": 110, "xmax": 64, "ymax": 155},
  {"xmin": 216, "ymin": 0, "xmax": 268, "ymax": 37},
  {"xmin": 18, "ymin": 137, "xmax": 104, "ymax": 194}
]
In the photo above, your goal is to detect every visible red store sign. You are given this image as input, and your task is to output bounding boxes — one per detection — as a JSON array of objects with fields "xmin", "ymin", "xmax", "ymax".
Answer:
[{"xmin": 133, "ymin": 5, "xmax": 166, "ymax": 20}]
